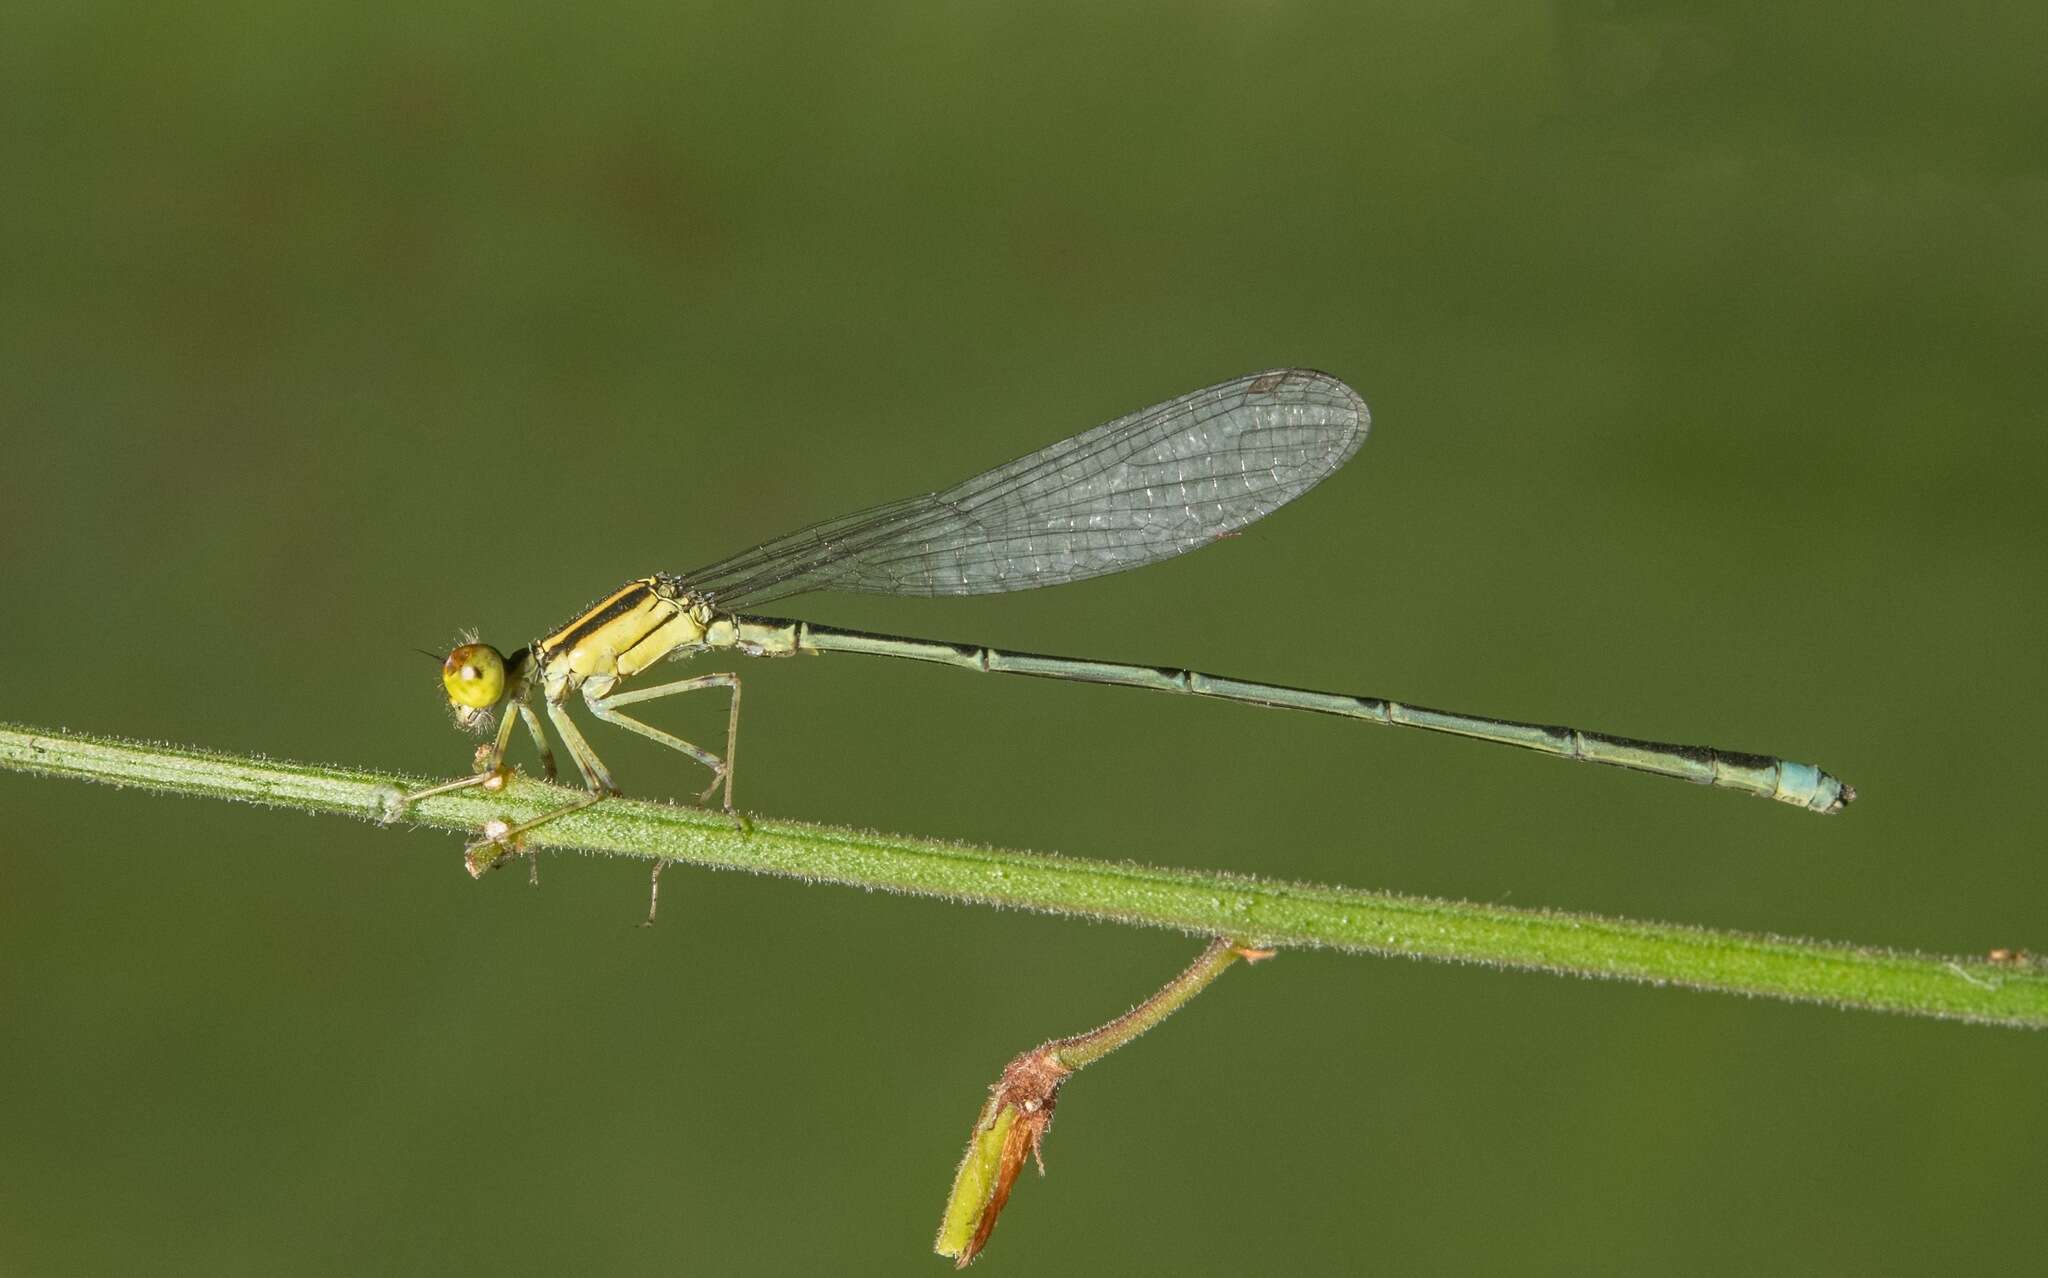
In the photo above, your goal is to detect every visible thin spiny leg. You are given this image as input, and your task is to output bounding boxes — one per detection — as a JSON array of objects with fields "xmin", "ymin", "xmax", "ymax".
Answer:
[
  {"xmin": 640, "ymin": 862, "xmax": 665, "ymax": 928},
  {"xmin": 588, "ymin": 700, "xmax": 722, "ymax": 772},
  {"xmin": 463, "ymin": 701, "xmax": 618, "ymax": 878},
  {"xmin": 546, "ymin": 698, "xmax": 619, "ymax": 792},
  {"xmin": 383, "ymin": 703, "xmax": 523, "ymax": 821},
  {"xmin": 589, "ymin": 673, "xmax": 745, "ymax": 925},
  {"xmin": 386, "ymin": 766, "xmax": 503, "ymax": 810},
  {"xmin": 721, "ymin": 675, "xmax": 740, "ymax": 808},
  {"xmin": 516, "ymin": 703, "xmax": 557, "ymax": 783},
  {"xmin": 590, "ymin": 673, "xmax": 742, "ymax": 811},
  {"xmin": 516, "ymin": 703, "xmax": 554, "ymax": 880}
]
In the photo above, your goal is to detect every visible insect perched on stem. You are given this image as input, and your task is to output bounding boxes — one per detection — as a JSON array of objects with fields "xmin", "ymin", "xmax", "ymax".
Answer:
[{"xmin": 391, "ymin": 369, "xmax": 1853, "ymax": 912}]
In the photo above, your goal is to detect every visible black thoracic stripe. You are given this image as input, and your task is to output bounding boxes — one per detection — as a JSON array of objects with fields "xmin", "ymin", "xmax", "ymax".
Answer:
[{"xmin": 541, "ymin": 580, "xmax": 657, "ymax": 656}]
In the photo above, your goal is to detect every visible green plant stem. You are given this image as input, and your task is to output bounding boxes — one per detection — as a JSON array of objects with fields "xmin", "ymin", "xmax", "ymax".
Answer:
[{"xmin": 4, "ymin": 722, "xmax": 2043, "ymax": 1029}]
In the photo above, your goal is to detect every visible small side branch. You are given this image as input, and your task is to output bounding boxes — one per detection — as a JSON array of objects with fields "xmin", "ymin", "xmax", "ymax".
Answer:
[{"xmin": 935, "ymin": 938, "xmax": 1270, "ymax": 1266}]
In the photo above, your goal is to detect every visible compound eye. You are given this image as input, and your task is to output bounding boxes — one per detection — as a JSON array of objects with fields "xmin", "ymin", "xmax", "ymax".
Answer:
[{"xmin": 442, "ymin": 643, "xmax": 507, "ymax": 709}]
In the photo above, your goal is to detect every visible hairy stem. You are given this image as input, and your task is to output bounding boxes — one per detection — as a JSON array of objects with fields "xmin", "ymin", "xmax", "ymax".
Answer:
[
  {"xmin": 1046, "ymin": 937, "xmax": 1265, "ymax": 1070},
  {"xmin": 4, "ymin": 722, "xmax": 2042, "ymax": 1029}
]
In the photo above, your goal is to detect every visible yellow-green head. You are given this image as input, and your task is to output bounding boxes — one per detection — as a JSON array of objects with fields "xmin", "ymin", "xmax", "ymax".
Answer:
[{"xmin": 441, "ymin": 641, "xmax": 509, "ymax": 730}]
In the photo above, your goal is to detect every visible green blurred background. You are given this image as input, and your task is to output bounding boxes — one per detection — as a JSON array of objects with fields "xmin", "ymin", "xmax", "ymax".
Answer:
[{"xmin": 3, "ymin": 2, "xmax": 2044, "ymax": 1273}]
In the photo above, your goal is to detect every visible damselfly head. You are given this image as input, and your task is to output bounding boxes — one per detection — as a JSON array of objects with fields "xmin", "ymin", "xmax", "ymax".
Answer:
[{"xmin": 442, "ymin": 641, "xmax": 509, "ymax": 730}]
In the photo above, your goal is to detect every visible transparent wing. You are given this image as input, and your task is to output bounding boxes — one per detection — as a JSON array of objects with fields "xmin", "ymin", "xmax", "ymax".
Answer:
[{"xmin": 682, "ymin": 369, "xmax": 1369, "ymax": 610}]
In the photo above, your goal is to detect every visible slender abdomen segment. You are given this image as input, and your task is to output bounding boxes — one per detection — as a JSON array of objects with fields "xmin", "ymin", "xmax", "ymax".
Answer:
[{"xmin": 732, "ymin": 614, "xmax": 1853, "ymax": 814}]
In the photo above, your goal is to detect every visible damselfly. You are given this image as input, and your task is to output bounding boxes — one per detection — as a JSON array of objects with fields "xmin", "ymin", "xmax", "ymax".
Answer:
[{"xmin": 395, "ymin": 369, "xmax": 1852, "ymax": 893}]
